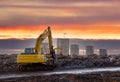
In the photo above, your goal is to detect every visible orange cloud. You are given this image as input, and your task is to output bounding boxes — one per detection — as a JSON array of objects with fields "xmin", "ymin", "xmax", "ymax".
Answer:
[{"xmin": 0, "ymin": 23, "xmax": 120, "ymax": 39}]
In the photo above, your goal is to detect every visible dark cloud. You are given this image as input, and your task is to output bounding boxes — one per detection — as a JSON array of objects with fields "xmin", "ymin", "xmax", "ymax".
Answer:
[
  {"xmin": 0, "ymin": 38, "xmax": 120, "ymax": 54},
  {"xmin": 70, "ymin": 39, "xmax": 120, "ymax": 54},
  {"xmin": 70, "ymin": 39, "xmax": 120, "ymax": 49},
  {"xmin": 0, "ymin": 0, "xmax": 120, "ymax": 27},
  {"xmin": 0, "ymin": 39, "xmax": 35, "ymax": 49},
  {"xmin": 22, "ymin": 0, "xmax": 120, "ymax": 3},
  {"xmin": 0, "ymin": 0, "xmax": 118, "ymax": 3},
  {"xmin": 0, "ymin": 12, "xmax": 120, "ymax": 27}
]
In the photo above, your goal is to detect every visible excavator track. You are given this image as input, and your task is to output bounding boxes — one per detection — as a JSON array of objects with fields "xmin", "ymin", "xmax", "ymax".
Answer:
[{"xmin": 17, "ymin": 63, "xmax": 54, "ymax": 72}]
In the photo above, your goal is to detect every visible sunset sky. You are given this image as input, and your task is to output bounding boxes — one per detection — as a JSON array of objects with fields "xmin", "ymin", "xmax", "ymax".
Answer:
[
  {"xmin": 0, "ymin": 0, "xmax": 120, "ymax": 55},
  {"xmin": 0, "ymin": 0, "xmax": 120, "ymax": 40}
]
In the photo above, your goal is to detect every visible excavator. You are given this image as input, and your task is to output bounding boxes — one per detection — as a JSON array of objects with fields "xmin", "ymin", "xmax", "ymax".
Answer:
[{"xmin": 17, "ymin": 26, "xmax": 55, "ymax": 71}]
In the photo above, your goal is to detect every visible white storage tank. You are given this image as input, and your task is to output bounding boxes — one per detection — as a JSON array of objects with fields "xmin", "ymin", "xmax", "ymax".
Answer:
[
  {"xmin": 57, "ymin": 38, "xmax": 69, "ymax": 56},
  {"xmin": 86, "ymin": 45, "xmax": 94, "ymax": 55},
  {"xmin": 70, "ymin": 44, "xmax": 79, "ymax": 55},
  {"xmin": 99, "ymin": 49, "xmax": 107, "ymax": 56}
]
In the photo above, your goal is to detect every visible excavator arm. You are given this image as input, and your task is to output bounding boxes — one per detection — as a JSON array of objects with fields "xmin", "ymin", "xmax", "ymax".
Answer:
[{"xmin": 35, "ymin": 26, "xmax": 53, "ymax": 55}]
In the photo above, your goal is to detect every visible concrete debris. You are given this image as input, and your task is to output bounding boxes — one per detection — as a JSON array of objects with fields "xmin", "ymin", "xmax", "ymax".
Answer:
[
  {"xmin": 55, "ymin": 55, "xmax": 120, "ymax": 70},
  {"xmin": 0, "ymin": 54, "xmax": 17, "ymax": 73}
]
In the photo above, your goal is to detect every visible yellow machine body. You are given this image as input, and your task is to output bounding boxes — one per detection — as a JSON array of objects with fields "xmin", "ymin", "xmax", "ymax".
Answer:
[{"xmin": 17, "ymin": 54, "xmax": 46, "ymax": 63}]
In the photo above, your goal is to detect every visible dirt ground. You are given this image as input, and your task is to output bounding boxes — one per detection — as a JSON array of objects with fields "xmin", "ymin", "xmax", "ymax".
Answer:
[{"xmin": 0, "ymin": 71, "xmax": 120, "ymax": 82}]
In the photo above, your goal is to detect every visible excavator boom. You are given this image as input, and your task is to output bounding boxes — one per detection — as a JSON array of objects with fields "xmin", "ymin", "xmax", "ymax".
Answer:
[{"xmin": 35, "ymin": 26, "xmax": 53, "ymax": 55}]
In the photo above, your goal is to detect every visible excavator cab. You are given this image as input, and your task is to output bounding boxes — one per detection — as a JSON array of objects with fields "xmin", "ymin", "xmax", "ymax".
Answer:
[{"xmin": 24, "ymin": 48, "xmax": 35, "ymax": 54}]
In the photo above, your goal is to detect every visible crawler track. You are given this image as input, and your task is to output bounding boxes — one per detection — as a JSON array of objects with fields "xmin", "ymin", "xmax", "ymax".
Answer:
[{"xmin": 17, "ymin": 63, "xmax": 54, "ymax": 72}]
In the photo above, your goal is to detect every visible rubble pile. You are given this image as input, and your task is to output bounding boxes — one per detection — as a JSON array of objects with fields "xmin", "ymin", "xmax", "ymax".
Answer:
[
  {"xmin": 0, "ymin": 54, "xmax": 120, "ymax": 73},
  {"xmin": 55, "ymin": 55, "xmax": 120, "ymax": 70},
  {"xmin": 0, "ymin": 54, "xmax": 17, "ymax": 73}
]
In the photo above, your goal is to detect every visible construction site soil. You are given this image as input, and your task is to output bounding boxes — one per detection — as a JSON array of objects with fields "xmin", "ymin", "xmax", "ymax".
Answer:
[
  {"xmin": 0, "ymin": 71, "xmax": 120, "ymax": 82},
  {"xmin": 1, "ymin": 54, "xmax": 120, "ymax": 82},
  {"xmin": 1, "ymin": 54, "xmax": 120, "ymax": 73}
]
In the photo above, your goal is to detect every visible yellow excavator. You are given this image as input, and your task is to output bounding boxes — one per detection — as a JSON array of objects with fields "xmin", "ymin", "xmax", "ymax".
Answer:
[{"xmin": 17, "ymin": 26, "xmax": 55, "ymax": 71}]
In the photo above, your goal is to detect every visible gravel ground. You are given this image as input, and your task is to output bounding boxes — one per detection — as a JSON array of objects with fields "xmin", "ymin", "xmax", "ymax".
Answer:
[{"xmin": 0, "ymin": 71, "xmax": 120, "ymax": 82}]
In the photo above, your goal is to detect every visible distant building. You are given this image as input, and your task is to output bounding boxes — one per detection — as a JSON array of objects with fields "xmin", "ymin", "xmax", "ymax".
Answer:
[
  {"xmin": 99, "ymin": 49, "xmax": 107, "ymax": 56},
  {"xmin": 86, "ymin": 46, "xmax": 94, "ymax": 55},
  {"xmin": 70, "ymin": 44, "xmax": 79, "ymax": 55},
  {"xmin": 57, "ymin": 38, "xmax": 69, "ymax": 56}
]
